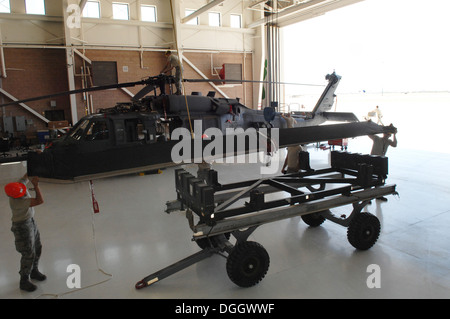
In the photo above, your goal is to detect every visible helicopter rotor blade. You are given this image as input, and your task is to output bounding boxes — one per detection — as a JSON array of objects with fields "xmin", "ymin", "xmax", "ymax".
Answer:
[
  {"xmin": 183, "ymin": 78, "xmax": 323, "ymax": 87},
  {"xmin": 132, "ymin": 84, "xmax": 158, "ymax": 102},
  {"xmin": 0, "ymin": 79, "xmax": 147, "ymax": 108}
]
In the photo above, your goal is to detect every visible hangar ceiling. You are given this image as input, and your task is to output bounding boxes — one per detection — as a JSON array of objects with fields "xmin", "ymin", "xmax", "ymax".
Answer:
[
  {"xmin": 249, "ymin": 0, "xmax": 364, "ymax": 27},
  {"xmin": 188, "ymin": 0, "xmax": 366, "ymax": 28}
]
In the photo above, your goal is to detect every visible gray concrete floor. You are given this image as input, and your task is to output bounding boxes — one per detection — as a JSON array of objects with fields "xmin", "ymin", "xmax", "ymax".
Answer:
[{"xmin": 1, "ymin": 139, "xmax": 449, "ymax": 299}]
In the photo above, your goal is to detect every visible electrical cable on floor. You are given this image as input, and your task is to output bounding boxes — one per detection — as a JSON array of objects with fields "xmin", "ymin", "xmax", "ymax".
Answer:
[{"xmin": 34, "ymin": 181, "xmax": 112, "ymax": 299}]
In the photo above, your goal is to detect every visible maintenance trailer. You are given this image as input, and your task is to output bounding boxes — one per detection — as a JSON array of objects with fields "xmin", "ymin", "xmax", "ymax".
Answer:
[{"xmin": 136, "ymin": 151, "xmax": 397, "ymax": 289}]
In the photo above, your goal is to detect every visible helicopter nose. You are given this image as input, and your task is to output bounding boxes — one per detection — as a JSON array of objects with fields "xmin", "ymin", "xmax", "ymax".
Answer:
[{"xmin": 27, "ymin": 151, "xmax": 52, "ymax": 178}]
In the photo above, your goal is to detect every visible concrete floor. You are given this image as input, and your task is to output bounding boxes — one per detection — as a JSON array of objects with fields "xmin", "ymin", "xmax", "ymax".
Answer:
[{"xmin": 1, "ymin": 139, "xmax": 449, "ymax": 299}]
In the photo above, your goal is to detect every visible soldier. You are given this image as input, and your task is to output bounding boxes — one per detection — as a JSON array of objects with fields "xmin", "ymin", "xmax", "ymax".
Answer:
[
  {"xmin": 369, "ymin": 131, "xmax": 397, "ymax": 201},
  {"xmin": 281, "ymin": 145, "xmax": 303, "ymax": 174},
  {"xmin": 281, "ymin": 113, "xmax": 297, "ymax": 128},
  {"xmin": 160, "ymin": 50, "xmax": 183, "ymax": 95},
  {"xmin": 4, "ymin": 174, "xmax": 46, "ymax": 292}
]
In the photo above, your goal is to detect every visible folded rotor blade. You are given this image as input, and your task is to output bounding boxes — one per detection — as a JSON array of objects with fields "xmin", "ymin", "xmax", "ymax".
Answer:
[
  {"xmin": 0, "ymin": 80, "xmax": 146, "ymax": 107},
  {"xmin": 183, "ymin": 78, "xmax": 323, "ymax": 86}
]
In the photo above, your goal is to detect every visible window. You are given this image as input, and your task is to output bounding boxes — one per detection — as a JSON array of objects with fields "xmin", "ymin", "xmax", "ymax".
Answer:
[
  {"xmin": 230, "ymin": 14, "xmax": 241, "ymax": 28},
  {"xmin": 185, "ymin": 9, "xmax": 198, "ymax": 25},
  {"xmin": 25, "ymin": 0, "xmax": 45, "ymax": 15},
  {"xmin": 141, "ymin": 5, "xmax": 156, "ymax": 22},
  {"xmin": 69, "ymin": 120, "xmax": 90, "ymax": 141},
  {"xmin": 209, "ymin": 12, "xmax": 221, "ymax": 27},
  {"xmin": 112, "ymin": 2, "xmax": 129, "ymax": 20},
  {"xmin": 83, "ymin": 1, "xmax": 100, "ymax": 18},
  {"xmin": 85, "ymin": 120, "xmax": 109, "ymax": 141},
  {"xmin": 0, "ymin": 0, "xmax": 10, "ymax": 13}
]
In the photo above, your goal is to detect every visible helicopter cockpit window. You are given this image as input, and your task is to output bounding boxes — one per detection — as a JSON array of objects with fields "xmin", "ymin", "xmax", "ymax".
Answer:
[
  {"xmin": 69, "ymin": 120, "xmax": 89, "ymax": 141},
  {"xmin": 85, "ymin": 120, "xmax": 109, "ymax": 141}
]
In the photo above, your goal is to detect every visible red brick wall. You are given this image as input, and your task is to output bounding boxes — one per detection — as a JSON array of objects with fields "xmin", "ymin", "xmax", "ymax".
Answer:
[
  {"xmin": 75, "ymin": 50, "xmax": 254, "ymax": 116},
  {"xmin": 183, "ymin": 52, "xmax": 253, "ymax": 107},
  {"xmin": 1, "ymin": 48, "xmax": 70, "ymax": 135},
  {"xmin": 73, "ymin": 50, "xmax": 168, "ymax": 119}
]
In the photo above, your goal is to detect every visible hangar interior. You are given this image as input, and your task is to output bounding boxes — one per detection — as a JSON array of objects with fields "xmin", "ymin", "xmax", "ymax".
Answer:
[{"xmin": 0, "ymin": 0, "xmax": 449, "ymax": 299}]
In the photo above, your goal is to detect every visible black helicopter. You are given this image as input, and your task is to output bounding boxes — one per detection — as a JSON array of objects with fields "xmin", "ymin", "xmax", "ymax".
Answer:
[{"xmin": 0, "ymin": 72, "xmax": 395, "ymax": 181}]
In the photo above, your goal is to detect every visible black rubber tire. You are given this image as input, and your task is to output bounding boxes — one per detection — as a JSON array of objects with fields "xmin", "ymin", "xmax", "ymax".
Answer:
[
  {"xmin": 347, "ymin": 212, "xmax": 380, "ymax": 250},
  {"xmin": 301, "ymin": 212, "xmax": 326, "ymax": 227},
  {"xmin": 226, "ymin": 241, "xmax": 270, "ymax": 288}
]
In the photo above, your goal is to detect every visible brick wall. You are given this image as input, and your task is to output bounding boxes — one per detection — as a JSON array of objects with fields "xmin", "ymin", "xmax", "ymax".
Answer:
[
  {"xmin": 183, "ymin": 52, "xmax": 253, "ymax": 106},
  {"xmin": 75, "ymin": 50, "xmax": 254, "ymax": 116},
  {"xmin": 1, "ymin": 48, "xmax": 70, "ymax": 135}
]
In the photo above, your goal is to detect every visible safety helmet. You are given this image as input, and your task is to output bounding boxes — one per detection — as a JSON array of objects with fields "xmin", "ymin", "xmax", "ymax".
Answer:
[{"xmin": 4, "ymin": 182, "xmax": 27, "ymax": 198}]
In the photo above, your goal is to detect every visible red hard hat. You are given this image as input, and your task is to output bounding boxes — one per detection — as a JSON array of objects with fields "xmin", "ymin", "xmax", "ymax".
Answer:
[{"xmin": 4, "ymin": 182, "xmax": 27, "ymax": 198}]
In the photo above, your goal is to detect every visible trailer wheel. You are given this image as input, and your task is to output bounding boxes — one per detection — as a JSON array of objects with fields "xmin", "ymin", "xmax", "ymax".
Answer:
[
  {"xmin": 226, "ymin": 241, "xmax": 270, "ymax": 288},
  {"xmin": 347, "ymin": 213, "xmax": 380, "ymax": 250},
  {"xmin": 301, "ymin": 212, "xmax": 326, "ymax": 227}
]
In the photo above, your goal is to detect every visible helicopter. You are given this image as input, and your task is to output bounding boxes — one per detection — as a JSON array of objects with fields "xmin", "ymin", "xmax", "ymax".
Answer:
[{"xmin": 0, "ymin": 72, "xmax": 396, "ymax": 181}]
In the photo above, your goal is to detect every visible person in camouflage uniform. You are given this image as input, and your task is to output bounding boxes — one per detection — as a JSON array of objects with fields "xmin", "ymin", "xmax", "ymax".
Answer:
[
  {"xmin": 160, "ymin": 50, "xmax": 183, "ymax": 95},
  {"xmin": 5, "ymin": 174, "xmax": 46, "ymax": 292}
]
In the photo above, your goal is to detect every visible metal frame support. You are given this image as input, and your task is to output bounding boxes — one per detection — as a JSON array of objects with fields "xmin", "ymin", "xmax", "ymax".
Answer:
[
  {"xmin": 63, "ymin": 0, "xmax": 79, "ymax": 124},
  {"xmin": 135, "ymin": 247, "xmax": 219, "ymax": 289},
  {"xmin": 320, "ymin": 200, "xmax": 372, "ymax": 227}
]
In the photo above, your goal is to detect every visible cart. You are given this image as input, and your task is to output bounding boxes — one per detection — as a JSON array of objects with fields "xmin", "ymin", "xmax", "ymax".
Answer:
[
  {"xmin": 135, "ymin": 151, "xmax": 397, "ymax": 289},
  {"xmin": 328, "ymin": 138, "xmax": 348, "ymax": 150}
]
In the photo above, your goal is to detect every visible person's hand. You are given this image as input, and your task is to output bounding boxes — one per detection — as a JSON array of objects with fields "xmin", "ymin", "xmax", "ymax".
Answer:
[{"xmin": 30, "ymin": 176, "xmax": 39, "ymax": 187}]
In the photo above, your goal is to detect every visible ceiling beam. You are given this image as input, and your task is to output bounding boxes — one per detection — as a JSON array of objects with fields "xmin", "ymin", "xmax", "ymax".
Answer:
[
  {"xmin": 0, "ymin": 88, "xmax": 49, "ymax": 124},
  {"xmin": 181, "ymin": 56, "xmax": 229, "ymax": 98},
  {"xmin": 277, "ymin": 0, "xmax": 365, "ymax": 27},
  {"xmin": 247, "ymin": 0, "xmax": 327, "ymax": 28},
  {"xmin": 79, "ymin": 0, "xmax": 88, "ymax": 11},
  {"xmin": 181, "ymin": 0, "xmax": 226, "ymax": 24}
]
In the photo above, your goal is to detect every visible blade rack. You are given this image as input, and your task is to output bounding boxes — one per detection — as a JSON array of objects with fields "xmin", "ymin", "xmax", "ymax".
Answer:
[{"xmin": 136, "ymin": 151, "xmax": 397, "ymax": 289}]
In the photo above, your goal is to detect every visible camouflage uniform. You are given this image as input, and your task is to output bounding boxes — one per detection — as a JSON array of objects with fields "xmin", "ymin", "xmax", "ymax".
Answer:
[
  {"xmin": 8, "ymin": 177, "xmax": 42, "ymax": 278},
  {"xmin": 11, "ymin": 218, "xmax": 42, "ymax": 277},
  {"xmin": 167, "ymin": 54, "xmax": 183, "ymax": 94}
]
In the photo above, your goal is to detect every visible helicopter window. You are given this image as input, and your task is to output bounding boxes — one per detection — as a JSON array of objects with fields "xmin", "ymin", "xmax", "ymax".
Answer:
[
  {"xmin": 137, "ymin": 123, "xmax": 146, "ymax": 140},
  {"xmin": 69, "ymin": 120, "xmax": 90, "ymax": 141},
  {"xmin": 115, "ymin": 121, "xmax": 125, "ymax": 143},
  {"xmin": 125, "ymin": 119, "xmax": 147, "ymax": 143},
  {"xmin": 85, "ymin": 120, "xmax": 109, "ymax": 141}
]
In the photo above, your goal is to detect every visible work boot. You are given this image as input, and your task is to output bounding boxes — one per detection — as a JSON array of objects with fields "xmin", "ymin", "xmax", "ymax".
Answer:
[
  {"xmin": 20, "ymin": 276, "xmax": 37, "ymax": 292},
  {"xmin": 30, "ymin": 269, "xmax": 47, "ymax": 281}
]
